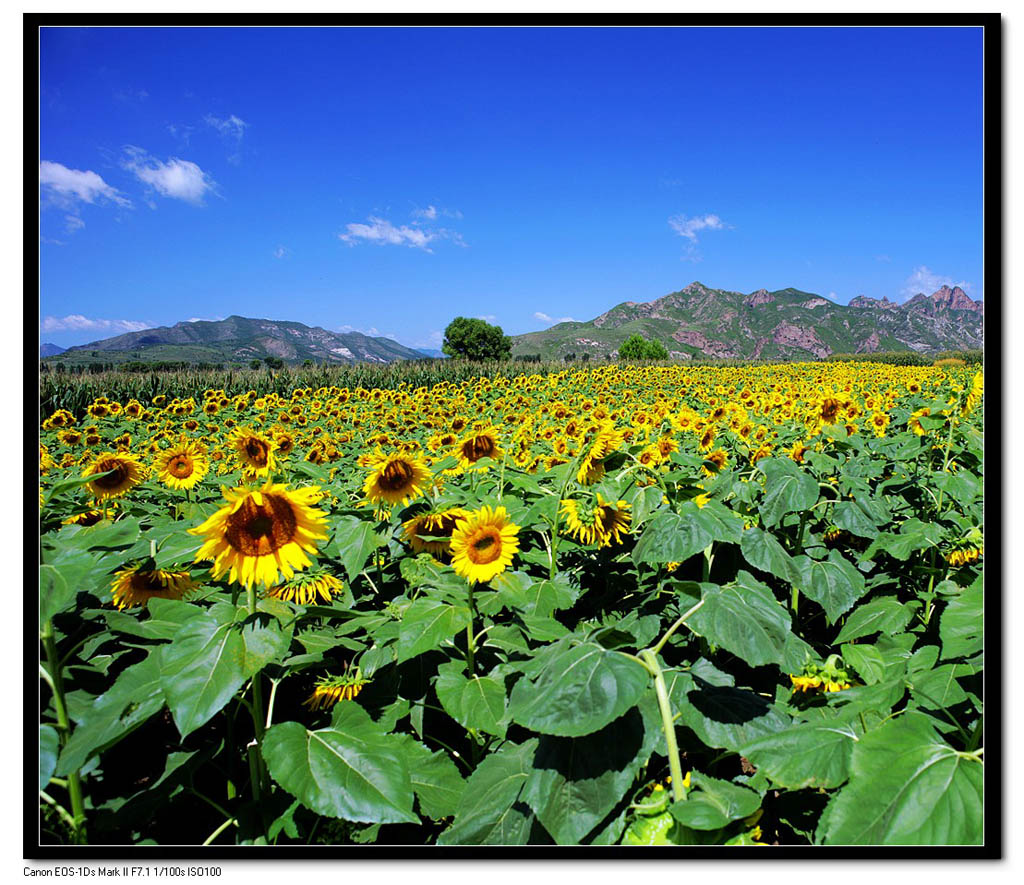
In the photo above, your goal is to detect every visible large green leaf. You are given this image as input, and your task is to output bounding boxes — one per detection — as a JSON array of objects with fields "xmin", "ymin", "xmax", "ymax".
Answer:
[
  {"xmin": 435, "ymin": 661, "xmax": 507, "ymax": 737},
  {"xmin": 821, "ymin": 712, "xmax": 983, "ymax": 845},
  {"xmin": 396, "ymin": 599, "xmax": 472, "ymax": 663},
  {"xmin": 688, "ymin": 500, "xmax": 746, "ymax": 545},
  {"xmin": 940, "ymin": 582, "xmax": 983, "ymax": 661},
  {"xmin": 437, "ymin": 739, "xmax": 542, "ymax": 845},
  {"xmin": 861, "ymin": 518, "xmax": 943, "ymax": 562},
  {"xmin": 669, "ymin": 771, "xmax": 761, "ymax": 830},
  {"xmin": 494, "ymin": 574, "xmax": 579, "ymax": 618},
  {"xmin": 835, "ymin": 597, "xmax": 915, "ymax": 644},
  {"xmin": 739, "ymin": 720, "xmax": 860, "ymax": 789},
  {"xmin": 520, "ymin": 706, "xmax": 650, "ymax": 845},
  {"xmin": 687, "ymin": 572, "xmax": 795, "ymax": 667},
  {"xmin": 792, "ymin": 550, "xmax": 866, "ymax": 623},
  {"xmin": 841, "ymin": 643, "xmax": 887, "ymax": 685},
  {"xmin": 388, "ymin": 733, "xmax": 466, "ymax": 821},
  {"xmin": 757, "ymin": 458, "xmax": 819, "ymax": 528},
  {"xmin": 160, "ymin": 602, "xmax": 292, "ymax": 738},
  {"xmin": 331, "ymin": 515, "xmax": 384, "ymax": 582},
  {"xmin": 262, "ymin": 705, "xmax": 417, "ymax": 824},
  {"xmin": 39, "ymin": 564, "xmax": 76, "ymax": 627},
  {"xmin": 40, "ymin": 725, "xmax": 59, "ymax": 791},
  {"xmin": 508, "ymin": 642, "xmax": 649, "ymax": 737},
  {"xmin": 740, "ymin": 526, "xmax": 797, "ymax": 583},
  {"xmin": 632, "ymin": 510, "xmax": 712, "ymax": 566},
  {"xmin": 56, "ymin": 653, "xmax": 166, "ymax": 775},
  {"xmin": 832, "ymin": 498, "xmax": 889, "ymax": 539}
]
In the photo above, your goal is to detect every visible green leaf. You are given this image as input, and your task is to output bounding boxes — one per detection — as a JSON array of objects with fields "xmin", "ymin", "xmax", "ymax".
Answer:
[
  {"xmin": 39, "ymin": 564, "xmax": 76, "ymax": 627},
  {"xmin": 687, "ymin": 500, "xmax": 745, "ymax": 545},
  {"xmin": 435, "ymin": 661, "xmax": 507, "ymax": 737},
  {"xmin": 932, "ymin": 471, "xmax": 980, "ymax": 507},
  {"xmin": 40, "ymin": 725, "xmax": 59, "ymax": 790},
  {"xmin": 56, "ymin": 653, "xmax": 166, "ymax": 775},
  {"xmin": 821, "ymin": 712, "xmax": 983, "ymax": 845},
  {"xmin": 668, "ymin": 772, "xmax": 761, "ymax": 830},
  {"xmin": 160, "ymin": 603, "xmax": 292, "ymax": 738},
  {"xmin": 632, "ymin": 510, "xmax": 712, "ymax": 566},
  {"xmin": 832, "ymin": 498, "xmax": 888, "ymax": 539},
  {"xmin": 508, "ymin": 642, "xmax": 649, "ymax": 737},
  {"xmin": 388, "ymin": 733, "xmax": 466, "ymax": 821},
  {"xmin": 520, "ymin": 706, "xmax": 651, "ymax": 845},
  {"xmin": 687, "ymin": 572, "xmax": 795, "ymax": 667},
  {"xmin": 940, "ymin": 583, "xmax": 983, "ymax": 661},
  {"xmin": 835, "ymin": 597, "xmax": 915, "ymax": 644},
  {"xmin": 862, "ymin": 518, "xmax": 943, "ymax": 562},
  {"xmin": 670, "ymin": 671, "xmax": 793, "ymax": 752},
  {"xmin": 739, "ymin": 720, "xmax": 860, "ymax": 789},
  {"xmin": 262, "ymin": 705, "xmax": 418, "ymax": 825},
  {"xmin": 841, "ymin": 644, "xmax": 887, "ymax": 686},
  {"xmin": 756, "ymin": 458, "xmax": 819, "ymax": 528},
  {"xmin": 792, "ymin": 550, "xmax": 866, "ymax": 623},
  {"xmin": 909, "ymin": 664, "xmax": 970, "ymax": 708},
  {"xmin": 437, "ymin": 739, "xmax": 541, "ymax": 845},
  {"xmin": 740, "ymin": 526, "xmax": 798, "ymax": 583},
  {"xmin": 396, "ymin": 599, "xmax": 472, "ymax": 664},
  {"xmin": 331, "ymin": 516, "xmax": 384, "ymax": 582}
]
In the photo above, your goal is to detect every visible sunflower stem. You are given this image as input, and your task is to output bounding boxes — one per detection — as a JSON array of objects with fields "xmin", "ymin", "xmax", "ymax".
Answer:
[
  {"xmin": 465, "ymin": 583, "xmax": 477, "ymax": 675},
  {"xmin": 640, "ymin": 649, "xmax": 686, "ymax": 804},
  {"xmin": 245, "ymin": 586, "xmax": 269, "ymax": 803},
  {"xmin": 41, "ymin": 619, "xmax": 87, "ymax": 843}
]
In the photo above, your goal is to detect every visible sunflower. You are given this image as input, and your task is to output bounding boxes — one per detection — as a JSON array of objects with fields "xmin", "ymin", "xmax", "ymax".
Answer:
[
  {"xmin": 702, "ymin": 449, "xmax": 729, "ymax": 475},
  {"xmin": 83, "ymin": 452, "xmax": 147, "ymax": 499},
  {"xmin": 155, "ymin": 439, "xmax": 209, "ymax": 491},
  {"xmin": 229, "ymin": 426, "xmax": 277, "ymax": 478},
  {"xmin": 266, "ymin": 567, "xmax": 345, "ymax": 605},
  {"xmin": 577, "ymin": 423, "xmax": 621, "ymax": 484},
  {"xmin": 456, "ymin": 427, "xmax": 503, "ymax": 469},
  {"xmin": 363, "ymin": 452, "xmax": 432, "ymax": 507},
  {"xmin": 62, "ymin": 509, "xmax": 106, "ymax": 527},
  {"xmin": 561, "ymin": 494, "xmax": 631, "ymax": 547},
  {"xmin": 109, "ymin": 565, "xmax": 198, "ymax": 610},
  {"xmin": 190, "ymin": 482, "xmax": 329, "ymax": 588},
  {"xmin": 402, "ymin": 506, "xmax": 470, "ymax": 556},
  {"xmin": 304, "ymin": 669, "xmax": 369, "ymax": 711},
  {"xmin": 449, "ymin": 505, "xmax": 520, "ymax": 584}
]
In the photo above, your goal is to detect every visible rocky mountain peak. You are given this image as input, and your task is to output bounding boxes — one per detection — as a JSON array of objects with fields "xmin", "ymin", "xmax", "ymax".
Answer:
[{"xmin": 743, "ymin": 288, "xmax": 774, "ymax": 307}]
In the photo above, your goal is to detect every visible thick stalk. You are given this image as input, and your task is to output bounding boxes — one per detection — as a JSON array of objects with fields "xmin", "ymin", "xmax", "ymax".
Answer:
[
  {"xmin": 640, "ymin": 649, "xmax": 686, "ymax": 803},
  {"xmin": 245, "ymin": 587, "xmax": 268, "ymax": 798},
  {"xmin": 465, "ymin": 583, "xmax": 477, "ymax": 675},
  {"xmin": 41, "ymin": 619, "xmax": 86, "ymax": 843}
]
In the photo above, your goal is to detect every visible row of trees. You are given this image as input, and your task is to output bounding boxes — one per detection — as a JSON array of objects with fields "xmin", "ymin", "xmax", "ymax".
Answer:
[{"xmin": 442, "ymin": 317, "xmax": 668, "ymax": 362}]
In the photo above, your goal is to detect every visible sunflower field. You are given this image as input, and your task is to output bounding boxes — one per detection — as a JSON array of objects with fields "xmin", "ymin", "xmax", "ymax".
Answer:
[{"xmin": 36, "ymin": 361, "xmax": 985, "ymax": 847}]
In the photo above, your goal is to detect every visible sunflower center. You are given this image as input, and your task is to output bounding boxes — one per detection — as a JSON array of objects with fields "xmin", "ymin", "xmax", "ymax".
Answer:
[
  {"xmin": 467, "ymin": 529, "xmax": 501, "ymax": 564},
  {"xmin": 224, "ymin": 494, "xmax": 298, "ymax": 555},
  {"xmin": 245, "ymin": 439, "xmax": 270, "ymax": 466},
  {"xmin": 92, "ymin": 460, "xmax": 130, "ymax": 489},
  {"xmin": 169, "ymin": 456, "xmax": 193, "ymax": 477},
  {"xmin": 379, "ymin": 459, "xmax": 414, "ymax": 491},
  {"xmin": 131, "ymin": 571, "xmax": 168, "ymax": 593}
]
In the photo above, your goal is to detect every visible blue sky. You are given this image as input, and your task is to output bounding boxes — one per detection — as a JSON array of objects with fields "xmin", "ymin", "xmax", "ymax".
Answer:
[{"xmin": 38, "ymin": 26, "xmax": 984, "ymax": 350}]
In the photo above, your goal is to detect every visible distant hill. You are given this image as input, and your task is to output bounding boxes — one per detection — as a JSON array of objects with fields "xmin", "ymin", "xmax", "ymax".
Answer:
[
  {"xmin": 40, "ymin": 343, "xmax": 66, "ymax": 357},
  {"xmin": 512, "ymin": 282, "xmax": 984, "ymax": 361},
  {"xmin": 44, "ymin": 315, "xmax": 428, "ymax": 366},
  {"xmin": 415, "ymin": 348, "xmax": 448, "ymax": 359}
]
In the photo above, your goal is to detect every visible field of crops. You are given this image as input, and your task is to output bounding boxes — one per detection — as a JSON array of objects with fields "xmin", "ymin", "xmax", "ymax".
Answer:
[{"xmin": 37, "ymin": 361, "xmax": 985, "ymax": 847}]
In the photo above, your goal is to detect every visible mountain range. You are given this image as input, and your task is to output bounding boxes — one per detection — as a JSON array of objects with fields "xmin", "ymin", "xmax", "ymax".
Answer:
[
  {"xmin": 511, "ymin": 282, "xmax": 983, "ymax": 361},
  {"xmin": 43, "ymin": 315, "xmax": 430, "ymax": 366}
]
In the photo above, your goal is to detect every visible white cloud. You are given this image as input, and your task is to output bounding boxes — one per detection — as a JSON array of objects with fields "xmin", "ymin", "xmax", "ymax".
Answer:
[
  {"xmin": 668, "ymin": 213, "xmax": 729, "ymax": 242},
  {"xmin": 900, "ymin": 266, "xmax": 972, "ymax": 301},
  {"xmin": 414, "ymin": 205, "xmax": 438, "ymax": 220},
  {"xmin": 339, "ymin": 324, "xmax": 382, "ymax": 336},
  {"xmin": 205, "ymin": 113, "xmax": 248, "ymax": 142},
  {"xmin": 476, "ymin": 315, "xmax": 497, "ymax": 322},
  {"xmin": 121, "ymin": 147, "xmax": 216, "ymax": 205},
  {"xmin": 39, "ymin": 161, "xmax": 132, "ymax": 209},
  {"xmin": 272, "ymin": 246, "xmax": 289, "ymax": 259},
  {"xmin": 41, "ymin": 315, "xmax": 151, "ymax": 334},
  {"xmin": 167, "ymin": 124, "xmax": 194, "ymax": 146},
  {"xmin": 534, "ymin": 311, "xmax": 575, "ymax": 324},
  {"xmin": 339, "ymin": 216, "xmax": 464, "ymax": 252},
  {"xmin": 64, "ymin": 215, "xmax": 85, "ymax": 234},
  {"xmin": 187, "ymin": 316, "xmax": 225, "ymax": 323}
]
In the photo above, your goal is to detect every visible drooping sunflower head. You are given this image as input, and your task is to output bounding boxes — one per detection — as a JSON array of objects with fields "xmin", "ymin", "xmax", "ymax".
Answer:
[
  {"xmin": 155, "ymin": 439, "xmax": 209, "ymax": 491},
  {"xmin": 229, "ymin": 426, "xmax": 277, "ymax": 478},
  {"xmin": 456, "ymin": 428, "xmax": 503, "ymax": 469},
  {"xmin": 190, "ymin": 482, "xmax": 329, "ymax": 588},
  {"xmin": 62, "ymin": 509, "xmax": 106, "ymax": 527},
  {"xmin": 110, "ymin": 565, "xmax": 198, "ymax": 610},
  {"xmin": 702, "ymin": 448, "xmax": 729, "ymax": 475},
  {"xmin": 401, "ymin": 506, "xmax": 471, "ymax": 556},
  {"xmin": 266, "ymin": 566, "xmax": 345, "ymax": 606},
  {"xmin": 304, "ymin": 668, "xmax": 369, "ymax": 711},
  {"xmin": 449, "ymin": 505, "xmax": 520, "ymax": 585},
  {"xmin": 363, "ymin": 452, "xmax": 432, "ymax": 507},
  {"xmin": 83, "ymin": 452, "xmax": 147, "ymax": 499}
]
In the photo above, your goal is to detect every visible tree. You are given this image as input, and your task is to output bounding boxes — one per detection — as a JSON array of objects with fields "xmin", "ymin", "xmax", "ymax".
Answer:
[
  {"xmin": 618, "ymin": 334, "xmax": 669, "ymax": 361},
  {"xmin": 250, "ymin": 359, "xmax": 262, "ymax": 370},
  {"xmin": 442, "ymin": 317, "xmax": 512, "ymax": 361},
  {"xmin": 264, "ymin": 356, "xmax": 285, "ymax": 370}
]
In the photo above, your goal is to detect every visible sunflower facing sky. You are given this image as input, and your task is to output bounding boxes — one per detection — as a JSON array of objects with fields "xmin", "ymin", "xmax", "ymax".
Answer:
[
  {"xmin": 190, "ymin": 482, "xmax": 329, "ymax": 588},
  {"xmin": 155, "ymin": 438, "xmax": 209, "ymax": 491},
  {"xmin": 362, "ymin": 451, "xmax": 432, "ymax": 507},
  {"xmin": 449, "ymin": 505, "xmax": 520, "ymax": 584}
]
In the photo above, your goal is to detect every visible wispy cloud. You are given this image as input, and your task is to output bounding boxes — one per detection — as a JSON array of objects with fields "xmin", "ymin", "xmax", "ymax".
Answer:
[
  {"xmin": 39, "ymin": 161, "xmax": 132, "ymax": 210},
  {"xmin": 205, "ymin": 113, "xmax": 248, "ymax": 142},
  {"xmin": 272, "ymin": 246, "xmax": 289, "ymax": 259},
  {"xmin": 41, "ymin": 315, "xmax": 151, "ymax": 334},
  {"xmin": 186, "ymin": 316, "xmax": 225, "ymax": 323},
  {"xmin": 668, "ymin": 213, "xmax": 729, "ymax": 243},
  {"xmin": 534, "ymin": 311, "xmax": 575, "ymax": 324},
  {"xmin": 412, "ymin": 205, "xmax": 462, "ymax": 221},
  {"xmin": 167, "ymin": 124, "xmax": 194, "ymax": 146},
  {"xmin": 476, "ymin": 315, "xmax": 497, "ymax": 322},
  {"xmin": 339, "ymin": 216, "xmax": 464, "ymax": 252},
  {"xmin": 121, "ymin": 147, "xmax": 216, "ymax": 205},
  {"xmin": 338, "ymin": 324, "xmax": 399, "ymax": 339},
  {"xmin": 900, "ymin": 265, "xmax": 972, "ymax": 301},
  {"xmin": 64, "ymin": 215, "xmax": 85, "ymax": 234}
]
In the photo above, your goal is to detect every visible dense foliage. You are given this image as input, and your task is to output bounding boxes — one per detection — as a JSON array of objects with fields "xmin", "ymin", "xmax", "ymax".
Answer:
[
  {"xmin": 38, "ymin": 361, "xmax": 984, "ymax": 847},
  {"xmin": 442, "ymin": 317, "xmax": 513, "ymax": 361},
  {"xmin": 619, "ymin": 334, "xmax": 670, "ymax": 361}
]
